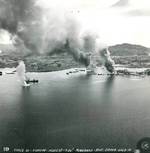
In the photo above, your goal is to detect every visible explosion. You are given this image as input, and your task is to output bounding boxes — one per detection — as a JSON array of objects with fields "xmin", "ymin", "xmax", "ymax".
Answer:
[
  {"xmin": 97, "ymin": 45, "xmax": 115, "ymax": 73},
  {"xmin": 0, "ymin": 0, "xmax": 115, "ymax": 73}
]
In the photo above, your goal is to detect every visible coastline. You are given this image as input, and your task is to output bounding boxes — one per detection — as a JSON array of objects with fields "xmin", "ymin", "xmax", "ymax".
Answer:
[{"xmin": 0, "ymin": 66, "xmax": 150, "ymax": 76}]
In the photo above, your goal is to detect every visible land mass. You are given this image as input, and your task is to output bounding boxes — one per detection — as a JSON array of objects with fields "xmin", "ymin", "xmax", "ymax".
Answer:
[{"xmin": 0, "ymin": 43, "xmax": 150, "ymax": 72}]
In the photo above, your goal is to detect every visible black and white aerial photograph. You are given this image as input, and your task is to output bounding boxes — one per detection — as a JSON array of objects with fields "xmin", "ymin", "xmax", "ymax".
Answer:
[{"xmin": 0, "ymin": 0, "xmax": 150, "ymax": 152}]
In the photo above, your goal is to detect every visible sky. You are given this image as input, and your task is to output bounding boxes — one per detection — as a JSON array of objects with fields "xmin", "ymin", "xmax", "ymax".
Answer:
[{"xmin": 0, "ymin": 0, "xmax": 150, "ymax": 47}]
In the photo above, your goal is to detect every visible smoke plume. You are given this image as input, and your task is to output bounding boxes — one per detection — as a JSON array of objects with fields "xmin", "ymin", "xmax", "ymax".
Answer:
[
  {"xmin": 98, "ymin": 47, "xmax": 115, "ymax": 73},
  {"xmin": 0, "ymin": 0, "xmax": 114, "ymax": 71}
]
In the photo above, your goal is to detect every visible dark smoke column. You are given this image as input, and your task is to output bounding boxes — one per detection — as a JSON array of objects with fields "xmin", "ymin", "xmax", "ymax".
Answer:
[
  {"xmin": 0, "ymin": 0, "xmax": 44, "ymax": 54},
  {"xmin": 64, "ymin": 39, "xmax": 91, "ymax": 67},
  {"xmin": 84, "ymin": 35, "xmax": 115, "ymax": 74}
]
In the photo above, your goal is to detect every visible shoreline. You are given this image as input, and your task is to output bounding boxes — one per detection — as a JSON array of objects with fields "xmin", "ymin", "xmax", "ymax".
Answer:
[{"xmin": 1, "ymin": 66, "xmax": 150, "ymax": 76}]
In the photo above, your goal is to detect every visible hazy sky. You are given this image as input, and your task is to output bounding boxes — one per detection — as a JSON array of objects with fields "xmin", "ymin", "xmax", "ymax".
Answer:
[{"xmin": 0, "ymin": 0, "xmax": 150, "ymax": 47}]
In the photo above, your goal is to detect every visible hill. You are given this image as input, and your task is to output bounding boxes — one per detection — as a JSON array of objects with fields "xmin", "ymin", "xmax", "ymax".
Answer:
[{"xmin": 109, "ymin": 43, "xmax": 150, "ymax": 56}]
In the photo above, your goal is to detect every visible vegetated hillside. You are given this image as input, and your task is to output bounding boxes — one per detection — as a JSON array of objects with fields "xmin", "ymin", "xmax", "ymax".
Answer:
[
  {"xmin": 1, "ymin": 43, "xmax": 150, "ymax": 71},
  {"xmin": 109, "ymin": 43, "xmax": 150, "ymax": 56}
]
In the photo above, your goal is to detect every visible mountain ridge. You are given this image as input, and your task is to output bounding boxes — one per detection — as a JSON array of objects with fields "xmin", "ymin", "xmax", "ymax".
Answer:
[{"xmin": 109, "ymin": 43, "xmax": 150, "ymax": 56}]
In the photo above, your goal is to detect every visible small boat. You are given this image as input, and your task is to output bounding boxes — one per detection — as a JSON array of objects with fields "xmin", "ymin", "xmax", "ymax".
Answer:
[
  {"xmin": 80, "ymin": 69, "xmax": 86, "ymax": 72},
  {"xmin": 26, "ymin": 79, "xmax": 39, "ymax": 84}
]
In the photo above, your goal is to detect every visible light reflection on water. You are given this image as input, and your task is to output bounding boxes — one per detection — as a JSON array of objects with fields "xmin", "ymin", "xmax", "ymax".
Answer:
[{"xmin": 0, "ymin": 71, "xmax": 150, "ymax": 149}]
